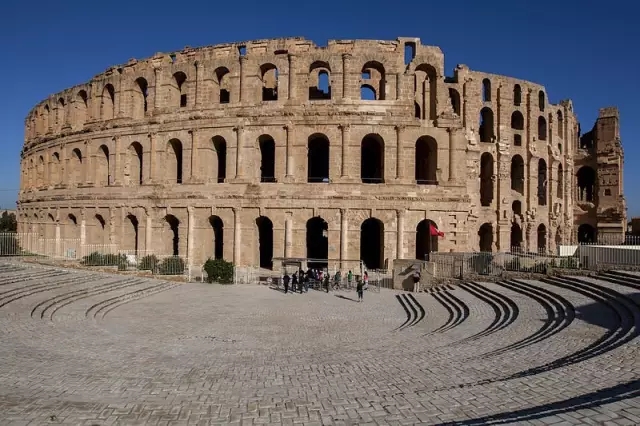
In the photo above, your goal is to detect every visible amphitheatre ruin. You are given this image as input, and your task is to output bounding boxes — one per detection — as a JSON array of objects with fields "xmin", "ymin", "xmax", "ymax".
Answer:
[{"xmin": 17, "ymin": 36, "xmax": 627, "ymax": 270}]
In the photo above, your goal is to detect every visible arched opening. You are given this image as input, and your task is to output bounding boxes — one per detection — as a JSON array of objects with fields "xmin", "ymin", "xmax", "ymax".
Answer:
[
  {"xmin": 482, "ymin": 78, "xmax": 491, "ymax": 102},
  {"xmin": 94, "ymin": 214, "xmax": 107, "ymax": 246},
  {"xmin": 309, "ymin": 61, "xmax": 331, "ymax": 100},
  {"xmin": 209, "ymin": 215, "xmax": 224, "ymax": 260},
  {"xmin": 510, "ymin": 223, "xmax": 523, "ymax": 251},
  {"xmin": 415, "ymin": 64, "xmax": 437, "ymax": 120},
  {"xmin": 480, "ymin": 152, "xmax": 494, "ymax": 206},
  {"xmin": 537, "ymin": 159, "xmax": 547, "ymax": 206},
  {"xmin": 212, "ymin": 136, "xmax": 227, "ymax": 183},
  {"xmin": 260, "ymin": 63, "xmax": 278, "ymax": 101},
  {"xmin": 479, "ymin": 107, "xmax": 494, "ymax": 142},
  {"xmin": 538, "ymin": 116, "xmax": 547, "ymax": 141},
  {"xmin": 101, "ymin": 84, "xmax": 115, "ymax": 120},
  {"xmin": 75, "ymin": 90, "xmax": 88, "ymax": 126},
  {"xmin": 577, "ymin": 166, "xmax": 596, "ymax": 202},
  {"xmin": 167, "ymin": 139, "xmax": 183, "ymax": 184},
  {"xmin": 306, "ymin": 217, "xmax": 329, "ymax": 269},
  {"xmin": 172, "ymin": 72, "xmax": 187, "ymax": 107},
  {"xmin": 404, "ymin": 42, "xmax": 416, "ymax": 65},
  {"xmin": 416, "ymin": 219, "xmax": 439, "ymax": 261},
  {"xmin": 414, "ymin": 102, "xmax": 421, "ymax": 118},
  {"xmin": 361, "ymin": 61, "xmax": 386, "ymax": 100},
  {"xmin": 133, "ymin": 77, "xmax": 148, "ymax": 119},
  {"xmin": 255, "ymin": 216, "xmax": 273, "ymax": 269},
  {"xmin": 577, "ymin": 224, "xmax": 596, "ymax": 243},
  {"xmin": 307, "ymin": 134, "xmax": 330, "ymax": 183},
  {"xmin": 512, "ymin": 200, "xmax": 522, "ymax": 216},
  {"xmin": 56, "ymin": 98, "xmax": 65, "ymax": 129},
  {"xmin": 538, "ymin": 90, "xmax": 545, "ymax": 111},
  {"xmin": 361, "ymin": 218, "xmax": 384, "ymax": 269},
  {"xmin": 164, "ymin": 214, "xmax": 180, "ymax": 256},
  {"xmin": 71, "ymin": 148, "xmax": 83, "ymax": 186},
  {"xmin": 214, "ymin": 67, "xmax": 230, "ymax": 104},
  {"xmin": 478, "ymin": 223, "xmax": 493, "ymax": 252},
  {"xmin": 50, "ymin": 152, "xmax": 61, "ymax": 186},
  {"xmin": 360, "ymin": 84, "xmax": 376, "ymax": 100},
  {"xmin": 557, "ymin": 163, "xmax": 564, "ymax": 198},
  {"xmin": 258, "ymin": 135, "xmax": 276, "ymax": 183},
  {"xmin": 36, "ymin": 156, "xmax": 44, "ymax": 187},
  {"xmin": 127, "ymin": 142, "xmax": 143, "ymax": 186},
  {"xmin": 510, "ymin": 155, "xmax": 525, "ymax": 195},
  {"xmin": 415, "ymin": 136, "xmax": 437, "ymax": 184},
  {"xmin": 513, "ymin": 84, "xmax": 522, "ymax": 106},
  {"xmin": 537, "ymin": 224, "xmax": 547, "ymax": 253},
  {"xmin": 66, "ymin": 214, "xmax": 79, "ymax": 240},
  {"xmin": 96, "ymin": 145, "xmax": 110, "ymax": 186},
  {"xmin": 361, "ymin": 134, "xmax": 385, "ymax": 184},
  {"xmin": 449, "ymin": 88, "xmax": 461, "ymax": 115},
  {"xmin": 557, "ymin": 111, "xmax": 564, "ymax": 138},
  {"xmin": 511, "ymin": 111, "xmax": 524, "ymax": 130},
  {"xmin": 125, "ymin": 214, "xmax": 139, "ymax": 253}
]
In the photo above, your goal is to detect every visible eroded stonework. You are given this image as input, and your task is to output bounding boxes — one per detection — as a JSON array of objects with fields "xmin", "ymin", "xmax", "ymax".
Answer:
[{"xmin": 17, "ymin": 37, "xmax": 626, "ymax": 269}]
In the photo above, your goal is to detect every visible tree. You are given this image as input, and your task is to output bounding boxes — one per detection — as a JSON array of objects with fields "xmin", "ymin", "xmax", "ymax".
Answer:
[{"xmin": 0, "ymin": 212, "xmax": 17, "ymax": 233}]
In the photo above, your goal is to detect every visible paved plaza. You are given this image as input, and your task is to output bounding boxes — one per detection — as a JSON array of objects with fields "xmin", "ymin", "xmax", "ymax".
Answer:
[{"xmin": 0, "ymin": 260, "xmax": 638, "ymax": 425}]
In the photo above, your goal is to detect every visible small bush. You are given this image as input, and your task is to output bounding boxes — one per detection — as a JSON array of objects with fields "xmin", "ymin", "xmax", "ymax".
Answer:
[
  {"xmin": 203, "ymin": 258, "xmax": 234, "ymax": 284},
  {"xmin": 559, "ymin": 257, "xmax": 579, "ymax": 269},
  {"xmin": 158, "ymin": 256, "xmax": 185, "ymax": 275},
  {"xmin": 138, "ymin": 254, "xmax": 159, "ymax": 272},
  {"xmin": 81, "ymin": 252, "xmax": 127, "ymax": 267},
  {"xmin": 81, "ymin": 252, "xmax": 104, "ymax": 266}
]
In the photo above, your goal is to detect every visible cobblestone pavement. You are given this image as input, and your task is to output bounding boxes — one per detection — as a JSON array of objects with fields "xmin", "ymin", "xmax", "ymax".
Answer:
[{"xmin": 0, "ymin": 260, "xmax": 638, "ymax": 425}]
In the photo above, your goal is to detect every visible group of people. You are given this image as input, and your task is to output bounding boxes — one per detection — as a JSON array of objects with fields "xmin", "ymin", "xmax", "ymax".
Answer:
[{"xmin": 281, "ymin": 268, "xmax": 368, "ymax": 301}]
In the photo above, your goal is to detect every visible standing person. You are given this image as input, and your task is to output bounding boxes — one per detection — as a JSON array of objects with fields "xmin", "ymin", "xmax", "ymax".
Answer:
[
  {"xmin": 356, "ymin": 278, "xmax": 364, "ymax": 302},
  {"xmin": 363, "ymin": 271, "xmax": 369, "ymax": 291},
  {"xmin": 412, "ymin": 269, "xmax": 421, "ymax": 293},
  {"xmin": 333, "ymin": 270, "xmax": 341, "ymax": 290},
  {"xmin": 347, "ymin": 270, "xmax": 353, "ymax": 289},
  {"xmin": 291, "ymin": 272, "xmax": 297, "ymax": 294},
  {"xmin": 283, "ymin": 273, "xmax": 290, "ymax": 294},
  {"xmin": 323, "ymin": 273, "xmax": 330, "ymax": 293}
]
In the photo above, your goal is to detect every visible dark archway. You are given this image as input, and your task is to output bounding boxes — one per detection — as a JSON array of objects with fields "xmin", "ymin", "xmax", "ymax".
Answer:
[
  {"xmin": 256, "ymin": 216, "xmax": 273, "ymax": 269},
  {"xmin": 511, "ymin": 223, "xmax": 523, "ymax": 251},
  {"xmin": 361, "ymin": 134, "xmax": 385, "ymax": 183},
  {"xmin": 538, "ymin": 159, "xmax": 547, "ymax": 206},
  {"xmin": 168, "ymin": 139, "xmax": 183, "ymax": 184},
  {"xmin": 212, "ymin": 136, "xmax": 227, "ymax": 183},
  {"xmin": 512, "ymin": 200, "xmax": 522, "ymax": 216},
  {"xmin": 479, "ymin": 107, "xmax": 494, "ymax": 142},
  {"xmin": 480, "ymin": 152, "xmax": 494, "ymax": 206},
  {"xmin": 306, "ymin": 217, "xmax": 329, "ymax": 269},
  {"xmin": 557, "ymin": 163, "xmax": 564, "ymax": 199},
  {"xmin": 511, "ymin": 111, "xmax": 524, "ymax": 130},
  {"xmin": 416, "ymin": 219, "xmax": 439, "ymax": 261},
  {"xmin": 126, "ymin": 214, "xmax": 139, "ymax": 253},
  {"xmin": 258, "ymin": 135, "xmax": 276, "ymax": 183},
  {"xmin": 511, "ymin": 155, "xmax": 525, "ymax": 195},
  {"xmin": 577, "ymin": 166, "xmax": 597, "ymax": 202},
  {"xmin": 415, "ymin": 136, "xmax": 437, "ymax": 184},
  {"xmin": 577, "ymin": 224, "xmax": 596, "ymax": 243},
  {"xmin": 360, "ymin": 218, "xmax": 384, "ymax": 269},
  {"xmin": 308, "ymin": 134, "xmax": 330, "ymax": 183},
  {"xmin": 209, "ymin": 215, "xmax": 224, "ymax": 260},
  {"xmin": 479, "ymin": 223, "xmax": 493, "ymax": 252},
  {"xmin": 537, "ymin": 224, "xmax": 547, "ymax": 253},
  {"xmin": 165, "ymin": 214, "xmax": 180, "ymax": 256}
]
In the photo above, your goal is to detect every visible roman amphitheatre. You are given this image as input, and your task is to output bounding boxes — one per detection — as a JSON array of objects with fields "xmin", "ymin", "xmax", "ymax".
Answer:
[{"xmin": 16, "ymin": 36, "xmax": 625, "ymax": 272}]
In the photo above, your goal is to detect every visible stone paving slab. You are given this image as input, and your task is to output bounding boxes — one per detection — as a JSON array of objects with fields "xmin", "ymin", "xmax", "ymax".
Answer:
[{"xmin": 0, "ymin": 260, "xmax": 638, "ymax": 425}]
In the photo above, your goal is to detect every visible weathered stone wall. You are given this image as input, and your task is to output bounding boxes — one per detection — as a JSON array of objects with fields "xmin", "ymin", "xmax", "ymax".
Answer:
[{"xmin": 16, "ymin": 37, "xmax": 626, "ymax": 269}]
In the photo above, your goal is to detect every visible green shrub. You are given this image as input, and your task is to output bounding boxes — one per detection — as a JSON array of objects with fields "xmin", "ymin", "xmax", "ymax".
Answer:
[
  {"xmin": 203, "ymin": 258, "xmax": 234, "ymax": 284},
  {"xmin": 81, "ymin": 252, "xmax": 127, "ymax": 267},
  {"xmin": 559, "ymin": 257, "xmax": 579, "ymax": 269},
  {"xmin": 138, "ymin": 254, "xmax": 159, "ymax": 272},
  {"xmin": 158, "ymin": 256, "xmax": 185, "ymax": 275},
  {"xmin": 103, "ymin": 253, "xmax": 127, "ymax": 266},
  {"xmin": 81, "ymin": 252, "xmax": 104, "ymax": 266}
]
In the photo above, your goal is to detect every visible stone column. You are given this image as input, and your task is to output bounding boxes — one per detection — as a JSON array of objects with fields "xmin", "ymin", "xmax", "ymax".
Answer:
[
  {"xmin": 234, "ymin": 125, "xmax": 244, "ymax": 179},
  {"xmin": 194, "ymin": 61, "xmax": 202, "ymax": 108},
  {"xmin": 284, "ymin": 124, "xmax": 294, "ymax": 180},
  {"xmin": 233, "ymin": 207, "xmax": 241, "ymax": 265},
  {"xmin": 239, "ymin": 56, "xmax": 248, "ymax": 103},
  {"xmin": 340, "ymin": 208, "xmax": 348, "ymax": 268},
  {"xmin": 396, "ymin": 209, "xmax": 405, "ymax": 259},
  {"xmin": 55, "ymin": 221, "xmax": 61, "ymax": 258},
  {"xmin": 153, "ymin": 68, "xmax": 162, "ymax": 110},
  {"xmin": 284, "ymin": 213, "xmax": 292, "ymax": 258},
  {"xmin": 342, "ymin": 54, "xmax": 352, "ymax": 100},
  {"xmin": 448, "ymin": 128, "xmax": 458, "ymax": 182},
  {"xmin": 187, "ymin": 206, "xmax": 194, "ymax": 267},
  {"xmin": 80, "ymin": 216, "xmax": 86, "ymax": 257},
  {"xmin": 189, "ymin": 129, "xmax": 198, "ymax": 183},
  {"xmin": 395, "ymin": 125, "xmax": 404, "ymax": 180},
  {"xmin": 145, "ymin": 213, "xmax": 152, "ymax": 254},
  {"xmin": 146, "ymin": 133, "xmax": 156, "ymax": 184},
  {"xmin": 112, "ymin": 135, "xmax": 122, "ymax": 186},
  {"xmin": 339, "ymin": 124, "xmax": 350, "ymax": 179},
  {"xmin": 288, "ymin": 54, "xmax": 296, "ymax": 101}
]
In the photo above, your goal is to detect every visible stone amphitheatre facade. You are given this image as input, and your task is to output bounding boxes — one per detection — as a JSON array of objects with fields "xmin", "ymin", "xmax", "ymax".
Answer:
[{"xmin": 17, "ymin": 37, "xmax": 626, "ymax": 270}]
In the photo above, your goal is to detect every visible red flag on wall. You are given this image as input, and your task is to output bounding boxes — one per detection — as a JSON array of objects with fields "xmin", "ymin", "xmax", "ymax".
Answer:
[{"xmin": 430, "ymin": 223, "xmax": 445, "ymax": 238}]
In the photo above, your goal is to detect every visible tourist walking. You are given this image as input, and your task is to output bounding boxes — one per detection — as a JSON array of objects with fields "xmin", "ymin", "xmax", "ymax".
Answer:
[
  {"xmin": 412, "ymin": 269, "xmax": 421, "ymax": 293},
  {"xmin": 356, "ymin": 278, "xmax": 364, "ymax": 302},
  {"xmin": 291, "ymin": 273, "xmax": 297, "ymax": 294},
  {"xmin": 283, "ymin": 273, "xmax": 290, "ymax": 294}
]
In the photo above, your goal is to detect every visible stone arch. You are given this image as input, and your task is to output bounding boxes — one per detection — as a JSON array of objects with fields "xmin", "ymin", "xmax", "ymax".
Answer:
[
  {"xmin": 511, "ymin": 111, "xmax": 524, "ymax": 130},
  {"xmin": 75, "ymin": 90, "xmax": 88, "ymax": 127},
  {"xmin": 306, "ymin": 216, "xmax": 329, "ymax": 269},
  {"xmin": 416, "ymin": 219, "xmax": 439, "ymax": 261},
  {"xmin": 258, "ymin": 135, "xmax": 276, "ymax": 183},
  {"xmin": 512, "ymin": 200, "xmax": 522, "ymax": 216},
  {"xmin": 122, "ymin": 214, "xmax": 139, "ymax": 253},
  {"xmin": 260, "ymin": 63, "xmax": 278, "ymax": 101},
  {"xmin": 208, "ymin": 215, "xmax": 224, "ymax": 260},
  {"xmin": 50, "ymin": 152, "xmax": 61, "ymax": 186},
  {"xmin": 92, "ymin": 214, "xmax": 108, "ymax": 246},
  {"xmin": 537, "ymin": 223, "xmax": 547, "ymax": 253},
  {"xmin": 480, "ymin": 152, "xmax": 494, "ymax": 206},
  {"xmin": 42, "ymin": 104, "xmax": 50, "ymax": 132},
  {"xmin": 578, "ymin": 224, "xmax": 596, "ymax": 243},
  {"xmin": 538, "ymin": 90, "xmax": 545, "ymax": 111},
  {"xmin": 101, "ymin": 84, "xmax": 115, "ymax": 120},
  {"xmin": 171, "ymin": 72, "xmax": 188, "ymax": 108},
  {"xmin": 212, "ymin": 136, "xmax": 227, "ymax": 183},
  {"xmin": 479, "ymin": 107, "xmax": 494, "ymax": 142},
  {"xmin": 126, "ymin": 142, "xmax": 143, "ymax": 186},
  {"xmin": 513, "ymin": 84, "xmax": 522, "ymax": 106},
  {"xmin": 56, "ymin": 98, "xmax": 65, "ymax": 129},
  {"xmin": 36, "ymin": 155, "xmax": 45, "ymax": 187},
  {"xmin": 415, "ymin": 64, "xmax": 437, "ymax": 120},
  {"xmin": 214, "ymin": 67, "xmax": 231, "ymax": 104},
  {"xmin": 479, "ymin": 223, "xmax": 493, "ymax": 252},
  {"xmin": 448, "ymin": 88, "xmax": 461, "ymax": 115},
  {"xmin": 361, "ymin": 61, "xmax": 386, "ymax": 100},
  {"xmin": 132, "ymin": 77, "xmax": 149, "ymax": 119},
  {"xmin": 510, "ymin": 223, "xmax": 523, "ymax": 251},
  {"xmin": 538, "ymin": 116, "xmax": 547, "ymax": 141},
  {"xmin": 96, "ymin": 145, "xmax": 110, "ymax": 187},
  {"xmin": 511, "ymin": 155, "xmax": 525, "ymax": 195},
  {"xmin": 577, "ymin": 166, "xmax": 596, "ymax": 202},
  {"xmin": 482, "ymin": 78, "xmax": 491, "ymax": 102},
  {"xmin": 557, "ymin": 110, "xmax": 564, "ymax": 138},
  {"xmin": 65, "ymin": 213, "xmax": 79, "ymax": 240},
  {"xmin": 361, "ymin": 217, "xmax": 384, "ymax": 269},
  {"xmin": 167, "ymin": 139, "xmax": 183, "ymax": 184},
  {"xmin": 308, "ymin": 133, "xmax": 330, "ymax": 183},
  {"xmin": 255, "ymin": 216, "xmax": 273, "ymax": 269},
  {"xmin": 309, "ymin": 61, "xmax": 331, "ymax": 100},
  {"xmin": 163, "ymin": 214, "xmax": 180, "ymax": 256},
  {"xmin": 361, "ymin": 134, "xmax": 385, "ymax": 184},
  {"xmin": 557, "ymin": 163, "xmax": 564, "ymax": 198},
  {"xmin": 537, "ymin": 158, "xmax": 548, "ymax": 206},
  {"xmin": 415, "ymin": 136, "xmax": 437, "ymax": 185},
  {"xmin": 70, "ymin": 148, "xmax": 83, "ymax": 186}
]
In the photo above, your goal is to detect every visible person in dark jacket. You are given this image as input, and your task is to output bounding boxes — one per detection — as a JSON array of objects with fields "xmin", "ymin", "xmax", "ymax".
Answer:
[
  {"xmin": 283, "ymin": 273, "xmax": 290, "ymax": 294},
  {"xmin": 356, "ymin": 279, "xmax": 364, "ymax": 302},
  {"xmin": 291, "ymin": 273, "xmax": 297, "ymax": 294}
]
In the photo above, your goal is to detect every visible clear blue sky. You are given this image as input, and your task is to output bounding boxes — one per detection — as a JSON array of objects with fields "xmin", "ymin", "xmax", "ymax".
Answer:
[{"xmin": 2, "ymin": 0, "xmax": 638, "ymax": 216}]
